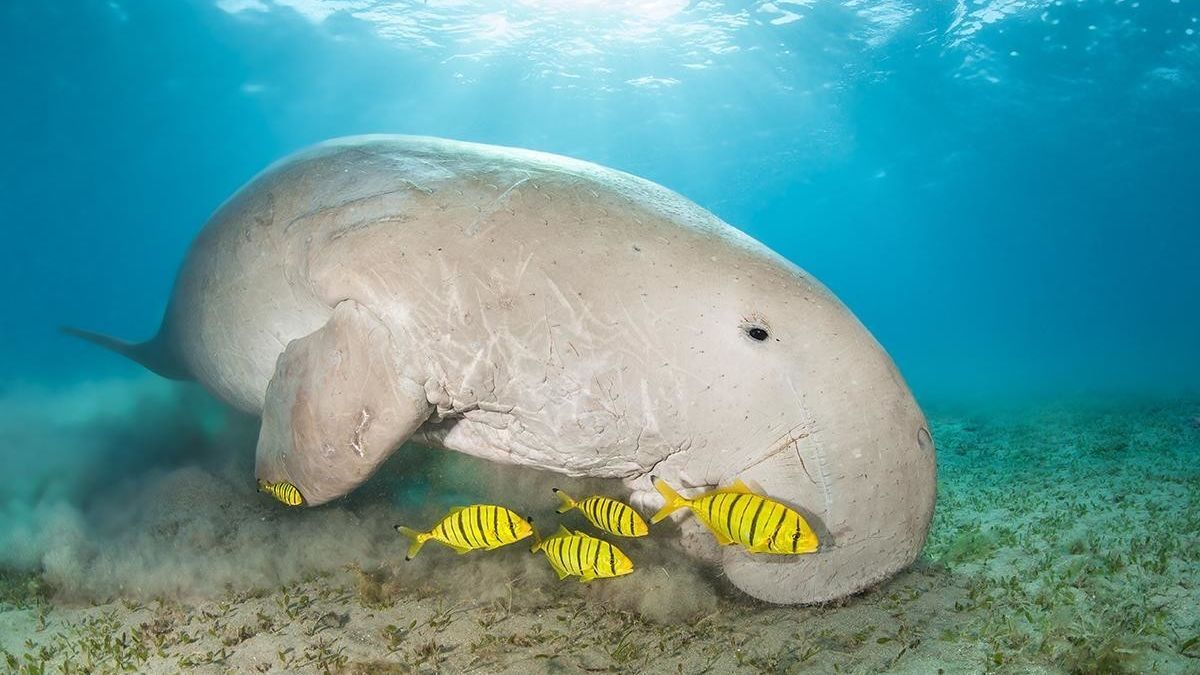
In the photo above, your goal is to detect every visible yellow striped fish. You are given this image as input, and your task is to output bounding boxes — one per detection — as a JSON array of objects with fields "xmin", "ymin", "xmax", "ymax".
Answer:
[
  {"xmin": 531, "ymin": 525, "xmax": 633, "ymax": 582},
  {"xmin": 395, "ymin": 505, "xmax": 533, "ymax": 560},
  {"xmin": 257, "ymin": 479, "xmax": 304, "ymax": 507},
  {"xmin": 552, "ymin": 488, "xmax": 649, "ymax": 538},
  {"xmin": 650, "ymin": 476, "xmax": 819, "ymax": 555}
]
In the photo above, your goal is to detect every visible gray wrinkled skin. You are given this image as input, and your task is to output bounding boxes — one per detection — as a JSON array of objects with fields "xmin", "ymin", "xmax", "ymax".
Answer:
[{"xmin": 129, "ymin": 136, "xmax": 935, "ymax": 604}]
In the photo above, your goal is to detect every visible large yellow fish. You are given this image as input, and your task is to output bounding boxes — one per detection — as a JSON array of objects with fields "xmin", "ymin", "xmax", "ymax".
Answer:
[
  {"xmin": 258, "ymin": 479, "xmax": 304, "ymax": 507},
  {"xmin": 651, "ymin": 476, "xmax": 819, "ymax": 555},
  {"xmin": 552, "ymin": 488, "xmax": 648, "ymax": 537},
  {"xmin": 531, "ymin": 525, "xmax": 633, "ymax": 582},
  {"xmin": 395, "ymin": 505, "xmax": 533, "ymax": 560}
]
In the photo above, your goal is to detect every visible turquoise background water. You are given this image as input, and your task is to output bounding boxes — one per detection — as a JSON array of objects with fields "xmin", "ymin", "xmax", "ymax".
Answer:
[{"xmin": 3, "ymin": 0, "xmax": 1198, "ymax": 404}]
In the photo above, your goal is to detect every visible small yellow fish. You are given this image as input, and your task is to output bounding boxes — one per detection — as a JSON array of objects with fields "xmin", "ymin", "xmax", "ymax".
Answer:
[
  {"xmin": 395, "ymin": 505, "xmax": 533, "ymax": 560},
  {"xmin": 552, "ymin": 488, "xmax": 649, "ymax": 538},
  {"xmin": 531, "ymin": 525, "xmax": 633, "ymax": 582},
  {"xmin": 257, "ymin": 479, "xmax": 305, "ymax": 507},
  {"xmin": 651, "ymin": 476, "xmax": 819, "ymax": 555}
]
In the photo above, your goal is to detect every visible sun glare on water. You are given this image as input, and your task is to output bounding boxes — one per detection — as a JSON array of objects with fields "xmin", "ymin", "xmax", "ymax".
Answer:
[{"xmin": 518, "ymin": 0, "xmax": 689, "ymax": 23}]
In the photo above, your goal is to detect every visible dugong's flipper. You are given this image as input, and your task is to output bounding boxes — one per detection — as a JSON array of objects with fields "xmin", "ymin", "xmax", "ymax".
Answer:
[{"xmin": 254, "ymin": 300, "xmax": 432, "ymax": 506}]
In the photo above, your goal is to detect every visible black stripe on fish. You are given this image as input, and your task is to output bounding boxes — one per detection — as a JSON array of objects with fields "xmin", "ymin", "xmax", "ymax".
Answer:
[
  {"xmin": 769, "ymin": 504, "xmax": 787, "ymax": 549},
  {"xmin": 458, "ymin": 511, "xmax": 475, "ymax": 548},
  {"xmin": 725, "ymin": 494, "xmax": 741, "ymax": 543},
  {"xmin": 747, "ymin": 498, "xmax": 766, "ymax": 545},
  {"xmin": 584, "ymin": 538, "xmax": 596, "ymax": 574},
  {"xmin": 471, "ymin": 508, "xmax": 485, "ymax": 547}
]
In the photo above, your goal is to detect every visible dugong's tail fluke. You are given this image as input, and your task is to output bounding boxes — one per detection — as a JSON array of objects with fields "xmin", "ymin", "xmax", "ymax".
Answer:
[{"xmin": 61, "ymin": 326, "xmax": 191, "ymax": 380}]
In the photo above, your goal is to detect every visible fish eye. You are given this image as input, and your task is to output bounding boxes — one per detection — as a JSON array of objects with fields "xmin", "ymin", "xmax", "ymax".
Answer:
[{"xmin": 792, "ymin": 531, "xmax": 800, "ymax": 542}]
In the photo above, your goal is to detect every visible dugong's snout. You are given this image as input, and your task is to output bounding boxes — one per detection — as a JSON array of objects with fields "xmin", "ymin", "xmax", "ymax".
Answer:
[{"xmin": 719, "ymin": 354, "xmax": 936, "ymax": 604}]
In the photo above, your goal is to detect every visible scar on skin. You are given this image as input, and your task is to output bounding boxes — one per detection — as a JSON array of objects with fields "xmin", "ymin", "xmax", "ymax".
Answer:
[
  {"xmin": 737, "ymin": 430, "xmax": 812, "ymax": 479},
  {"xmin": 350, "ymin": 408, "xmax": 372, "ymax": 457}
]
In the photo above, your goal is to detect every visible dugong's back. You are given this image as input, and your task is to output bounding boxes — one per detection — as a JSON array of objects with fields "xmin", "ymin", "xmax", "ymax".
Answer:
[{"xmin": 167, "ymin": 135, "xmax": 764, "ymax": 414}]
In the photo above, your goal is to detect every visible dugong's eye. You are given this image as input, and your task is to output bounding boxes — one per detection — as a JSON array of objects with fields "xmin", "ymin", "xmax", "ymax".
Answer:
[{"xmin": 747, "ymin": 327, "xmax": 769, "ymax": 341}]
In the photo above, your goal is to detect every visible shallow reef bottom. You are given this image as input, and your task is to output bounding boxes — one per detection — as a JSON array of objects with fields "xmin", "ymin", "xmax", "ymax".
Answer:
[{"xmin": 0, "ymin": 379, "xmax": 1197, "ymax": 674}]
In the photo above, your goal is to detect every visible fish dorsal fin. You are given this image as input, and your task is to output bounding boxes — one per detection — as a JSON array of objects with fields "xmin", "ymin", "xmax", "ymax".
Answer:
[
  {"xmin": 573, "ymin": 530, "xmax": 591, "ymax": 538},
  {"xmin": 447, "ymin": 506, "xmax": 466, "ymax": 515},
  {"xmin": 555, "ymin": 524, "xmax": 573, "ymax": 538},
  {"xmin": 728, "ymin": 479, "xmax": 756, "ymax": 494}
]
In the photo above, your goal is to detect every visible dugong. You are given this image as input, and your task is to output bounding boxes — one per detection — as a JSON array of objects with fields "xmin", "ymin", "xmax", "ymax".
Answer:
[{"xmin": 70, "ymin": 136, "xmax": 935, "ymax": 604}]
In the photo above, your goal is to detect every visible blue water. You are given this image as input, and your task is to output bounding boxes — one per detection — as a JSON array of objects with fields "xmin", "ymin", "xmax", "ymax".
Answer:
[
  {"xmin": 3, "ymin": 0, "xmax": 1199, "ymax": 404},
  {"xmin": 3, "ymin": 6, "xmax": 1200, "ymax": 672}
]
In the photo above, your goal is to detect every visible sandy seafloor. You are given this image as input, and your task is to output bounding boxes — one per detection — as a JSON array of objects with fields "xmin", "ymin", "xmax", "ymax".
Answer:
[{"xmin": 0, "ymin": 378, "xmax": 1197, "ymax": 674}]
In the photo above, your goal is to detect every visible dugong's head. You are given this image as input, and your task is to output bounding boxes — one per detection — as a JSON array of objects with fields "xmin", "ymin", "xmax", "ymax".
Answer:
[{"xmin": 628, "ymin": 225, "xmax": 936, "ymax": 606}]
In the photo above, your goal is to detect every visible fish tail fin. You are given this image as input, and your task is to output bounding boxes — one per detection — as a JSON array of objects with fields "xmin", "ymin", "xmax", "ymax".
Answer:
[
  {"xmin": 551, "ymin": 488, "xmax": 576, "ymax": 514},
  {"xmin": 60, "ymin": 326, "xmax": 190, "ymax": 380},
  {"xmin": 529, "ymin": 523, "xmax": 543, "ymax": 553},
  {"xmin": 395, "ymin": 526, "xmax": 427, "ymax": 561},
  {"xmin": 650, "ymin": 476, "xmax": 688, "ymax": 524}
]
